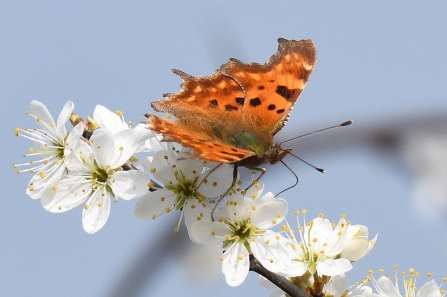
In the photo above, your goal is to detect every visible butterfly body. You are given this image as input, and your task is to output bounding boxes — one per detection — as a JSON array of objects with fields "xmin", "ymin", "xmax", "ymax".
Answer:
[{"xmin": 146, "ymin": 38, "xmax": 316, "ymax": 168}]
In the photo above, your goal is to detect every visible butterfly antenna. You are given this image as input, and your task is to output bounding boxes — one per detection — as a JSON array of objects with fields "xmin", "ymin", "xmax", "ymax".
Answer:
[
  {"xmin": 221, "ymin": 70, "xmax": 248, "ymax": 103},
  {"xmin": 280, "ymin": 120, "xmax": 353, "ymax": 145},
  {"xmin": 288, "ymin": 151, "xmax": 325, "ymax": 173},
  {"xmin": 276, "ymin": 160, "xmax": 299, "ymax": 196}
]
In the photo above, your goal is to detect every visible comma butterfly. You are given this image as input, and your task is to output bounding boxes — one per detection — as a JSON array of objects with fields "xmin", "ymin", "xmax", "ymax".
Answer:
[{"xmin": 146, "ymin": 38, "xmax": 316, "ymax": 187}]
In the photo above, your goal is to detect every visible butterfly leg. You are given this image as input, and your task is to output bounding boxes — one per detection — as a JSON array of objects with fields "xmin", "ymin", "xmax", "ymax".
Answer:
[
  {"xmin": 211, "ymin": 164, "xmax": 239, "ymax": 220},
  {"xmin": 243, "ymin": 166, "xmax": 266, "ymax": 193},
  {"xmin": 196, "ymin": 162, "xmax": 223, "ymax": 189}
]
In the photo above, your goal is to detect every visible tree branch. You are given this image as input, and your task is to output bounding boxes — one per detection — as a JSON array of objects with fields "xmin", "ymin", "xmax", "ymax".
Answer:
[{"xmin": 249, "ymin": 255, "xmax": 308, "ymax": 297}]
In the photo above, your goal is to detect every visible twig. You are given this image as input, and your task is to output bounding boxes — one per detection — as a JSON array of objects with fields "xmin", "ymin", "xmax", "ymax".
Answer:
[{"xmin": 249, "ymin": 255, "xmax": 308, "ymax": 297}]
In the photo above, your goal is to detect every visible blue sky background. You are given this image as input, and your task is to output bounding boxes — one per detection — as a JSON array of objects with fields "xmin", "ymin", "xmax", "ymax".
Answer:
[{"xmin": 1, "ymin": 2, "xmax": 446, "ymax": 296}]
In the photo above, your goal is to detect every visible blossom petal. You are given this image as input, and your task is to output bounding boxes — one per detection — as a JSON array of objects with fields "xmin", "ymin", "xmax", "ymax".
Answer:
[
  {"xmin": 149, "ymin": 150, "xmax": 181, "ymax": 184},
  {"xmin": 68, "ymin": 140, "xmax": 94, "ymax": 173},
  {"xmin": 281, "ymin": 261, "xmax": 309, "ymax": 278},
  {"xmin": 144, "ymin": 135, "xmax": 166, "ymax": 152},
  {"xmin": 416, "ymin": 280, "xmax": 442, "ymax": 297},
  {"xmin": 56, "ymin": 101, "xmax": 75, "ymax": 137},
  {"xmin": 250, "ymin": 233, "xmax": 291, "ymax": 273},
  {"xmin": 189, "ymin": 220, "xmax": 229, "ymax": 244},
  {"xmin": 134, "ymin": 189, "xmax": 176, "ymax": 220},
  {"xmin": 341, "ymin": 225, "xmax": 378, "ymax": 261},
  {"xmin": 90, "ymin": 128, "xmax": 137, "ymax": 168},
  {"xmin": 324, "ymin": 274, "xmax": 349, "ymax": 297},
  {"xmin": 64, "ymin": 123, "xmax": 85, "ymax": 161},
  {"xmin": 222, "ymin": 242, "xmax": 249, "ymax": 286},
  {"xmin": 41, "ymin": 176, "xmax": 90, "ymax": 212},
  {"xmin": 110, "ymin": 129, "xmax": 138, "ymax": 167},
  {"xmin": 375, "ymin": 276, "xmax": 402, "ymax": 297},
  {"xmin": 110, "ymin": 170, "xmax": 150, "ymax": 200},
  {"xmin": 140, "ymin": 156, "xmax": 153, "ymax": 171},
  {"xmin": 248, "ymin": 185, "xmax": 270, "ymax": 204},
  {"xmin": 175, "ymin": 158, "xmax": 203, "ymax": 181},
  {"xmin": 153, "ymin": 148, "xmax": 203, "ymax": 182},
  {"xmin": 227, "ymin": 196, "xmax": 254, "ymax": 222},
  {"xmin": 90, "ymin": 128, "xmax": 114, "ymax": 167},
  {"xmin": 324, "ymin": 218, "xmax": 350, "ymax": 256},
  {"xmin": 26, "ymin": 162, "xmax": 66, "ymax": 199},
  {"xmin": 306, "ymin": 218, "xmax": 333, "ymax": 244},
  {"xmin": 251, "ymin": 198, "xmax": 288, "ymax": 230},
  {"xmin": 93, "ymin": 104, "xmax": 129, "ymax": 134},
  {"xmin": 133, "ymin": 123, "xmax": 155, "ymax": 153},
  {"xmin": 30, "ymin": 100, "xmax": 55, "ymax": 132},
  {"xmin": 197, "ymin": 164, "xmax": 233, "ymax": 197},
  {"xmin": 183, "ymin": 200, "xmax": 213, "ymax": 231},
  {"xmin": 210, "ymin": 203, "xmax": 231, "ymax": 222},
  {"xmin": 316, "ymin": 258, "xmax": 352, "ymax": 277},
  {"xmin": 349, "ymin": 285, "xmax": 374, "ymax": 297},
  {"xmin": 82, "ymin": 187, "xmax": 112, "ymax": 234}
]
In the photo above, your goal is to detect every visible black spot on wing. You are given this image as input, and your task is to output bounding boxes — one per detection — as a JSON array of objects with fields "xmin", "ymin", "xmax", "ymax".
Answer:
[
  {"xmin": 268, "ymin": 104, "xmax": 276, "ymax": 111},
  {"xmin": 235, "ymin": 97, "xmax": 245, "ymax": 105},
  {"xmin": 249, "ymin": 97, "xmax": 261, "ymax": 107},
  {"xmin": 225, "ymin": 105, "xmax": 238, "ymax": 111},
  {"xmin": 276, "ymin": 85, "xmax": 298, "ymax": 101},
  {"xmin": 258, "ymin": 86, "xmax": 265, "ymax": 90},
  {"xmin": 276, "ymin": 109, "xmax": 285, "ymax": 114},
  {"xmin": 209, "ymin": 99, "xmax": 218, "ymax": 107}
]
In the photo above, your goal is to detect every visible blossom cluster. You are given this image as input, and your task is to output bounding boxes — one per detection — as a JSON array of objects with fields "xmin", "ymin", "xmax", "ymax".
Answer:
[
  {"xmin": 14, "ymin": 101, "xmax": 152, "ymax": 233},
  {"xmin": 13, "ymin": 101, "xmax": 444, "ymax": 296},
  {"xmin": 348, "ymin": 267, "xmax": 446, "ymax": 297}
]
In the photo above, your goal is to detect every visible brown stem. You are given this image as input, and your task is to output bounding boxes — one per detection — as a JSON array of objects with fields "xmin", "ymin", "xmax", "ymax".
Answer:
[{"xmin": 249, "ymin": 255, "xmax": 308, "ymax": 297}]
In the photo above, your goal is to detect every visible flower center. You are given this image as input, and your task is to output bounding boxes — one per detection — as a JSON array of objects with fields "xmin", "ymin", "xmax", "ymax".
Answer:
[
  {"xmin": 166, "ymin": 173, "xmax": 205, "ymax": 210},
  {"xmin": 79, "ymin": 154, "xmax": 115, "ymax": 197},
  {"xmin": 92, "ymin": 166, "xmax": 109, "ymax": 183},
  {"xmin": 224, "ymin": 219, "xmax": 264, "ymax": 251}
]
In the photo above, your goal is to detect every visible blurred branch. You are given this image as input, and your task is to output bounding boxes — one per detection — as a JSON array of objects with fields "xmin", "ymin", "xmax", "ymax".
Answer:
[
  {"xmin": 105, "ymin": 219, "xmax": 189, "ymax": 297},
  {"xmin": 289, "ymin": 109, "xmax": 447, "ymax": 156}
]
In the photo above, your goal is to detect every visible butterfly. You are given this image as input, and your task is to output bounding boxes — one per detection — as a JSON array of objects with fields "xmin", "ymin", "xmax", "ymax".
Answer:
[{"xmin": 146, "ymin": 38, "xmax": 316, "ymax": 189}]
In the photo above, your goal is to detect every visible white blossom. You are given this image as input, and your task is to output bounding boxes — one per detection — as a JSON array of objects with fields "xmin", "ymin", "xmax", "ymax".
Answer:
[
  {"xmin": 13, "ymin": 100, "xmax": 83, "ymax": 199},
  {"xmin": 281, "ymin": 213, "xmax": 354, "ymax": 278},
  {"xmin": 189, "ymin": 188, "xmax": 289, "ymax": 286},
  {"xmin": 92, "ymin": 104, "xmax": 153, "ymax": 153},
  {"xmin": 359, "ymin": 268, "xmax": 445, "ymax": 297},
  {"xmin": 134, "ymin": 149, "xmax": 233, "ymax": 232},
  {"xmin": 341, "ymin": 224, "xmax": 378, "ymax": 262},
  {"xmin": 41, "ymin": 127, "xmax": 150, "ymax": 233}
]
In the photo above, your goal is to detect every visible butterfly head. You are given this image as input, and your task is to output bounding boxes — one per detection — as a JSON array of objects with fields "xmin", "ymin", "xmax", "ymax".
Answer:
[
  {"xmin": 236, "ymin": 143, "xmax": 291, "ymax": 168},
  {"xmin": 266, "ymin": 144, "xmax": 292, "ymax": 165}
]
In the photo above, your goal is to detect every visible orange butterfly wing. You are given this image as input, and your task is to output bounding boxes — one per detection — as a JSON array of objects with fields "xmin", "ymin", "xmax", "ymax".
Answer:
[
  {"xmin": 147, "ymin": 114, "xmax": 255, "ymax": 163},
  {"xmin": 148, "ymin": 38, "xmax": 316, "ymax": 163},
  {"xmin": 220, "ymin": 38, "xmax": 316, "ymax": 143}
]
